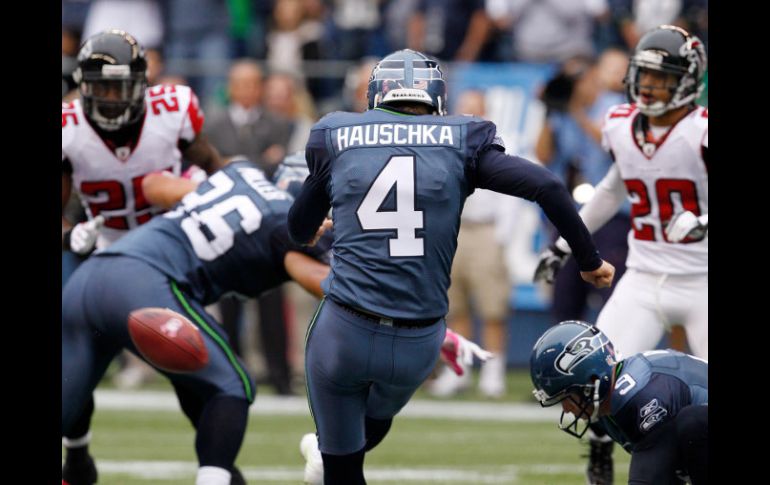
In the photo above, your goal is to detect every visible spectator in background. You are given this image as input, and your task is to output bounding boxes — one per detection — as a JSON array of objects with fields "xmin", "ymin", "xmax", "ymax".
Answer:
[
  {"xmin": 205, "ymin": 60, "xmax": 293, "ymax": 178},
  {"xmin": 341, "ymin": 57, "xmax": 379, "ymax": 113},
  {"xmin": 428, "ymin": 89, "xmax": 514, "ymax": 399},
  {"xmin": 408, "ymin": 0, "xmax": 495, "ymax": 62},
  {"xmin": 204, "ymin": 59, "xmax": 296, "ymax": 395},
  {"xmin": 534, "ymin": 53, "xmax": 630, "ymax": 325},
  {"xmin": 486, "ymin": 0, "xmax": 608, "ymax": 63},
  {"xmin": 327, "ymin": 0, "xmax": 388, "ymax": 60},
  {"xmin": 162, "ymin": 0, "xmax": 233, "ymax": 106},
  {"xmin": 266, "ymin": 0, "xmax": 326, "ymax": 84},
  {"xmin": 382, "ymin": 0, "xmax": 420, "ymax": 52},
  {"xmin": 611, "ymin": 0, "xmax": 708, "ymax": 51},
  {"xmin": 264, "ymin": 71, "xmax": 318, "ymax": 154},
  {"xmin": 81, "ymin": 0, "xmax": 164, "ymax": 49}
]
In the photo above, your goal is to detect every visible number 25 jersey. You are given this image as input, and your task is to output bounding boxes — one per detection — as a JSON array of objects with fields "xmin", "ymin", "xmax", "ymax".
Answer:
[
  {"xmin": 62, "ymin": 84, "xmax": 204, "ymax": 249},
  {"xmin": 602, "ymin": 104, "xmax": 708, "ymax": 275}
]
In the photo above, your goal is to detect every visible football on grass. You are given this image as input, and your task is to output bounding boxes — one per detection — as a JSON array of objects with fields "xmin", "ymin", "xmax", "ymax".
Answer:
[{"xmin": 127, "ymin": 307, "xmax": 208, "ymax": 373}]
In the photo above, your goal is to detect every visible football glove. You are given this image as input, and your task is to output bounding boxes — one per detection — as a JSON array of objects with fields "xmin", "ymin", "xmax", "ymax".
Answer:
[
  {"xmin": 69, "ymin": 215, "xmax": 105, "ymax": 255},
  {"xmin": 665, "ymin": 211, "xmax": 708, "ymax": 242},
  {"xmin": 533, "ymin": 244, "xmax": 568, "ymax": 284},
  {"xmin": 440, "ymin": 329, "xmax": 494, "ymax": 376}
]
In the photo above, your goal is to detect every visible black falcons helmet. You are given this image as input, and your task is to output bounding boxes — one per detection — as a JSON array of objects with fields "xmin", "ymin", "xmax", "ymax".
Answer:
[
  {"xmin": 625, "ymin": 25, "xmax": 707, "ymax": 116},
  {"xmin": 73, "ymin": 29, "xmax": 148, "ymax": 131}
]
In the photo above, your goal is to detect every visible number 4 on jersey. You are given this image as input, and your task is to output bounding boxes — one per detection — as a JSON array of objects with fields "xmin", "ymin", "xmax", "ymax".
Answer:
[{"xmin": 357, "ymin": 155, "xmax": 424, "ymax": 257}]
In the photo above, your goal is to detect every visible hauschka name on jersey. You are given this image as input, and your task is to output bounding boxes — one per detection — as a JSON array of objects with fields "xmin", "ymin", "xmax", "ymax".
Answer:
[{"xmin": 333, "ymin": 124, "xmax": 460, "ymax": 152}]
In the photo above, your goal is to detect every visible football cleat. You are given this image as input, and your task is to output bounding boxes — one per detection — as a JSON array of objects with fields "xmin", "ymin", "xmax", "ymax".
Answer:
[
  {"xmin": 62, "ymin": 453, "xmax": 98, "ymax": 485},
  {"xmin": 300, "ymin": 433, "xmax": 324, "ymax": 485}
]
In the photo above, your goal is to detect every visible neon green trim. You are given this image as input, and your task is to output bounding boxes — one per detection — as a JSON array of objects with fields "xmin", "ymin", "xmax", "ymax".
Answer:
[
  {"xmin": 170, "ymin": 281, "xmax": 254, "ymax": 402},
  {"xmin": 303, "ymin": 297, "xmax": 326, "ymax": 422},
  {"xmin": 374, "ymin": 107, "xmax": 414, "ymax": 117}
]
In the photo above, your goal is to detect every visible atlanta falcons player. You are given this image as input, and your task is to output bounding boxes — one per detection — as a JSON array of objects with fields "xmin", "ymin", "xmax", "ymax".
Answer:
[
  {"xmin": 61, "ymin": 29, "xmax": 222, "ymax": 485},
  {"xmin": 534, "ymin": 25, "xmax": 708, "ymax": 485}
]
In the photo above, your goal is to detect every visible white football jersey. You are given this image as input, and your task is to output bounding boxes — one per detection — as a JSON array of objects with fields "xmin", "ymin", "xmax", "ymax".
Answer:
[
  {"xmin": 601, "ymin": 103, "xmax": 708, "ymax": 275},
  {"xmin": 62, "ymin": 84, "xmax": 204, "ymax": 249}
]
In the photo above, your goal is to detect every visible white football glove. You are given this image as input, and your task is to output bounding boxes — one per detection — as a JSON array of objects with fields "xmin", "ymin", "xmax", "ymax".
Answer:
[
  {"xmin": 533, "ymin": 245, "xmax": 568, "ymax": 284},
  {"xmin": 440, "ymin": 329, "xmax": 494, "ymax": 376},
  {"xmin": 665, "ymin": 211, "xmax": 708, "ymax": 242},
  {"xmin": 69, "ymin": 215, "xmax": 105, "ymax": 255}
]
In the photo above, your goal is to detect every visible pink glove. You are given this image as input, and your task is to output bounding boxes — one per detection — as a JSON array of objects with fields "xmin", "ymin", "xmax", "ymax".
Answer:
[{"xmin": 440, "ymin": 329, "xmax": 494, "ymax": 376}]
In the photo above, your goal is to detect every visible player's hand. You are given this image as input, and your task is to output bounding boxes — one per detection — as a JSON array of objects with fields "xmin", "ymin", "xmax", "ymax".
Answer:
[
  {"xmin": 665, "ymin": 210, "xmax": 707, "ymax": 242},
  {"xmin": 307, "ymin": 218, "xmax": 333, "ymax": 247},
  {"xmin": 440, "ymin": 329, "xmax": 494, "ymax": 376},
  {"xmin": 69, "ymin": 215, "xmax": 105, "ymax": 255},
  {"xmin": 533, "ymin": 245, "xmax": 568, "ymax": 284},
  {"xmin": 580, "ymin": 260, "xmax": 615, "ymax": 289}
]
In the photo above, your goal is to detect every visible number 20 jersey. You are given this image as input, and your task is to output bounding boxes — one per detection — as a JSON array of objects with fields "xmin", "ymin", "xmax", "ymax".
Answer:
[
  {"xmin": 601, "ymin": 104, "xmax": 708, "ymax": 275},
  {"xmin": 62, "ymin": 84, "xmax": 203, "ymax": 249}
]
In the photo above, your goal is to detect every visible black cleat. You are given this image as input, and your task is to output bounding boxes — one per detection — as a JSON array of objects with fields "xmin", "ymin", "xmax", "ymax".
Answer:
[
  {"xmin": 584, "ymin": 439, "xmax": 614, "ymax": 485},
  {"xmin": 62, "ymin": 453, "xmax": 98, "ymax": 485},
  {"xmin": 231, "ymin": 466, "xmax": 247, "ymax": 485}
]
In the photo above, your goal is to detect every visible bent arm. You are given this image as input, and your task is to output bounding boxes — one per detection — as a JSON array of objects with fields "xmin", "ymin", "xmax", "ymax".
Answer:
[
  {"xmin": 476, "ymin": 149, "xmax": 602, "ymax": 272},
  {"xmin": 142, "ymin": 172, "xmax": 200, "ymax": 209},
  {"xmin": 283, "ymin": 251, "xmax": 330, "ymax": 298}
]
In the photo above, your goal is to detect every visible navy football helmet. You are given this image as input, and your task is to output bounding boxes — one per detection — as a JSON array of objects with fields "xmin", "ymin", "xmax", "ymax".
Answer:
[
  {"xmin": 367, "ymin": 49, "xmax": 447, "ymax": 115},
  {"xmin": 272, "ymin": 151, "xmax": 310, "ymax": 198},
  {"xmin": 73, "ymin": 29, "xmax": 148, "ymax": 131},
  {"xmin": 625, "ymin": 25, "xmax": 707, "ymax": 117},
  {"xmin": 530, "ymin": 321, "xmax": 618, "ymax": 438}
]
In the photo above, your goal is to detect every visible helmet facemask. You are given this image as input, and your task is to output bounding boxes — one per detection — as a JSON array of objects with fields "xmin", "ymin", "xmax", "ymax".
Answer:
[
  {"xmin": 77, "ymin": 66, "xmax": 146, "ymax": 131},
  {"xmin": 625, "ymin": 29, "xmax": 706, "ymax": 117}
]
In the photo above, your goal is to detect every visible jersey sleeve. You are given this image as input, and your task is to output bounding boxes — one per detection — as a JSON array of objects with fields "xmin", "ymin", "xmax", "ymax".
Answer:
[
  {"xmin": 178, "ymin": 88, "xmax": 205, "ymax": 143},
  {"xmin": 464, "ymin": 119, "xmax": 506, "ymax": 190},
  {"xmin": 612, "ymin": 373, "xmax": 691, "ymax": 450}
]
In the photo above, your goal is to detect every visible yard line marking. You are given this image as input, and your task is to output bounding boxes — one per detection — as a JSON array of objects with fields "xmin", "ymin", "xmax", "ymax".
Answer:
[
  {"xmin": 94, "ymin": 390, "xmax": 560, "ymax": 422},
  {"xmin": 94, "ymin": 460, "xmax": 584, "ymax": 481}
]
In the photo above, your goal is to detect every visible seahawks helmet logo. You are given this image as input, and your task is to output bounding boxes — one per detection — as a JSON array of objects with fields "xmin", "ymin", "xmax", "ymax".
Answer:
[{"xmin": 554, "ymin": 331, "xmax": 605, "ymax": 375}]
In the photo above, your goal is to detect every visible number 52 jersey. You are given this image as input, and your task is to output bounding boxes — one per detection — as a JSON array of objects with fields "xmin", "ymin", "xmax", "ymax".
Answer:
[
  {"xmin": 602, "ymin": 103, "xmax": 708, "ymax": 275},
  {"xmin": 62, "ymin": 84, "xmax": 204, "ymax": 249}
]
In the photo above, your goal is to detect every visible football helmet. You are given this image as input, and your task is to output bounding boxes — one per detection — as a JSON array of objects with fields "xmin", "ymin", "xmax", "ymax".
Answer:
[
  {"xmin": 530, "ymin": 321, "xmax": 617, "ymax": 438},
  {"xmin": 625, "ymin": 25, "xmax": 707, "ymax": 117},
  {"xmin": 73, "ymin": 29, "xmax": 148, "ymax": 131},
  {"xmin": 367, "ymin": 49, "xmax": 447, "ymax": 115}
]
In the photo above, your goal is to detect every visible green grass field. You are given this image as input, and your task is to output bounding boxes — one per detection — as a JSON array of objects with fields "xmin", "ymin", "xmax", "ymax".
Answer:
[{"xmin": 65, "ymin": 370, "xmax": 631, "ymax": 484}]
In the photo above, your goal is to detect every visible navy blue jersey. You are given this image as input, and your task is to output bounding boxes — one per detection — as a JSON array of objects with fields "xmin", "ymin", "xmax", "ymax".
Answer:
[
  {"xmin": 599, "ymin": 350, "xmax": 708, "ymax": 452},
  {"xmin": 99, "ymin": 160, "xmax": 326, "ymax": 305},
  {"xmin": 288, "ymin": 107, "xmax": 602, "ymax": 319},
  {"xmin": 297, "ymin": 108, "xmax": 502, "ymax": 319}
]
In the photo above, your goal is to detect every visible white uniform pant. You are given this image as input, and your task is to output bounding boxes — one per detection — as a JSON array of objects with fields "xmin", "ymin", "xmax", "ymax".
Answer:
[{"xmin": 596, "ymin": 269, "xmax": 707, "ymax": 360}]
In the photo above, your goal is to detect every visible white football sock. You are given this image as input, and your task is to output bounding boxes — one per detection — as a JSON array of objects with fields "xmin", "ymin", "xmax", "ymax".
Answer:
[{"xmin": 196, "ymin": 466, "xmax": 231, "ymax": 485}]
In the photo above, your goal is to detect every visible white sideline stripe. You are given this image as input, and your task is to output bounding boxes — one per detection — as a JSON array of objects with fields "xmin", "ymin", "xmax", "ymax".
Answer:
[
  {"xmin": 95, "ymin": 460, "xmax": 584, "ymax": 481},
  {"xmin": 94, "ymin": 390, "xmax": 560, "ymax": 422}
]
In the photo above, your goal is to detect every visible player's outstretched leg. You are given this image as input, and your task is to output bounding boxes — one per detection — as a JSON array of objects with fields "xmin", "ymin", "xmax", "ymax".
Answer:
[
  {"xmin": 194, "ymin": 395, "xmax": 250, "ymax": 485},
  {"xmin": 62, "ymin": 398, "xmax": 97, "ymax": 485}
]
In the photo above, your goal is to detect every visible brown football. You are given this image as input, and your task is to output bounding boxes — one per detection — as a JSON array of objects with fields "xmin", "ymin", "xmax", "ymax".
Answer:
[{"xmin": 127, "ymin": 307, "xmax": 209, "ymax": 373}]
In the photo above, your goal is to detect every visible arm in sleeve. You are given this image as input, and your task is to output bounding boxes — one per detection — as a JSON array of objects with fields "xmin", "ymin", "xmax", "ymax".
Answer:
[
  {"xmin": 287, "ymin": 129, "xmax": 332, "ymax": 245},
  {"xmin": 554, "ymin": 164, "xmax": 626, "ymax": 254},
  {"xmin": 476, "ymin": 149, "xmax": 601, "ymax": 271}
]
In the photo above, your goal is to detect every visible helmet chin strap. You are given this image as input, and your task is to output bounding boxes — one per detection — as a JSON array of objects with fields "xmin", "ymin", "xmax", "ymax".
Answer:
[{"xmin": 590, "ymin": 378, "xmax": 602, "ymax": 423}]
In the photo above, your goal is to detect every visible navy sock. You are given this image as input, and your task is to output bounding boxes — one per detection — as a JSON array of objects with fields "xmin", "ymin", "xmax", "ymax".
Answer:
[
  {"xmin": 322, "ymin": 448, "xmax": 366, "ymax": 485},
  {"xmin": 195, "ymin": 395, "xmax": 249, "ymax": 469},
  {"xmin": 364, "ymin": 416, "xmax": 392, "ymax": 452}
]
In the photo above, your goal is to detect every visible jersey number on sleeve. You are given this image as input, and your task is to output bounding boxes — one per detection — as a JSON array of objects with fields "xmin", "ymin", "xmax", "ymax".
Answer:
[
  {"xmin": 176, "ymin": 171, "xmax": 264, "ymax": 261},
  {"xmin": 624, "ymin": 178, "xmax": 702, "ymax": 242},
  {"xmin": 356, "ymin": 155, "xmax": 424, "ymax": 257}
]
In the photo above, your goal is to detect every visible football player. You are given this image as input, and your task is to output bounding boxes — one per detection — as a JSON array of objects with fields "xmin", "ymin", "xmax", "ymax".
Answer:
[
  {"xmin": 61, "ymin": 30, "xmax": 223, "ymax": 485},
  {"xmin": 533, "ymin": 25, "xmax": 708, "ymax": 484},
  {"xmin": 530, "ymin": 321, "xmax": 708, "ymax": 485},
  {"xmin": 61, "ymin": 158, "xmax": 330, "ymax": 485},
  {"xmin": 61, "ymin": 29, "xmax": 222, "ymax": 270},
  {"xmin": 287, "ymin": 48, "xmax": 615, "ymax": 484}
]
